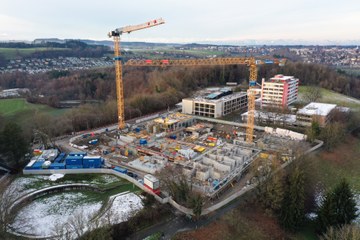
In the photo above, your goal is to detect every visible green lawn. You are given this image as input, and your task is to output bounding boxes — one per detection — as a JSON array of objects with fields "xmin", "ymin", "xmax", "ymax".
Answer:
[
  {"xmin": 304, "ymin": 134, "xmax": 360, "ymax": 192},
  {"xmin": 0, "ymin": 98, "xmax": 68, "ymax": 126},
  {"xmin": 298, "ymin": 86, "xmax": 360, "ymax": 110},
  {"xmin": 0, "ymin": 98, "xmax": 66, "ymax": 117},
  {"xmin": 0, "ymin": 47, "xmax": 68, "ymax": 60}
]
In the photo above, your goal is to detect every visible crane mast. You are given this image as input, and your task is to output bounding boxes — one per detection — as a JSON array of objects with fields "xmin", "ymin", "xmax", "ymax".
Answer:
[
  {"xmin": 246, "ymin": 60, "xmax": 258, "ymax": 143},
  {"xmin": 108, "ymin": 18, "xmax": 165, "ymax": 129}
]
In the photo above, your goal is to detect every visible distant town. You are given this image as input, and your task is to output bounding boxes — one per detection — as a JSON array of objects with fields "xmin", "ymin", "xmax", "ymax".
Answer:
[{"xmin": 0, "ymin": 41, "xmax": 359, "ymax": 74}]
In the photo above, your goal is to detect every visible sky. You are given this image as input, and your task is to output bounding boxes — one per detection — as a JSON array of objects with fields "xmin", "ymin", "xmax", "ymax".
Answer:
[{"xmin": 0, "ymin": 0, "xmax": 359, "ymax": 44}]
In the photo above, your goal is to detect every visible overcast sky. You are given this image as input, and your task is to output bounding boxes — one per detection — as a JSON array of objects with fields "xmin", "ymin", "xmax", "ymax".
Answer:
[{"xmin": 1, "ymin": 0, "xmax": 359, "ymax": 44}]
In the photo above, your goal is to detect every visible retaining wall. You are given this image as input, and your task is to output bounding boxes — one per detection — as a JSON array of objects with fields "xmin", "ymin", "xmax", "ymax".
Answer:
[{"xmin": 23, "ymin": 168, "xmax": 168, "ymax": 204}]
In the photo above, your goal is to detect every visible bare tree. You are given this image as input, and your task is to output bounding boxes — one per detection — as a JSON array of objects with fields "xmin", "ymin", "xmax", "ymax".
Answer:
[
  {"xmin": 320, "ymin": 224, "xmax": 360, "ymax": 240},
  {"xmin": 0, "ymin": 176, "xmax": 18, "ymax": 234},
  {"xmin": 303, "ymin": 86, "xmax": 322, "ymax": 103}
]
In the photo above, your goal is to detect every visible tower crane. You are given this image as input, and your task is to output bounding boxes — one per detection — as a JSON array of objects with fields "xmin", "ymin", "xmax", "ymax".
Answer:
[
  {"xmin": 108, "ymin": 18, "xmax": 165, "ymax": 129},
  {"xmin": 125, "ymin": 57, "xmax": 263, "ymax": 143}
]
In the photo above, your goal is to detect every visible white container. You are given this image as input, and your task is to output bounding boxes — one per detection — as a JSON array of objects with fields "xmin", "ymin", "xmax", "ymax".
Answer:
[{"xmin": 144, "ymin": 174, "xmax": 160, "ymax": 190}]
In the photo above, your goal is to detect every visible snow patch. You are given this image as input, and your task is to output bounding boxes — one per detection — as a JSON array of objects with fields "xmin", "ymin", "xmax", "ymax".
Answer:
[
  {"xmin": 98, "ymin": 192, "xmax": 143, "ymax": 224},
  {"xmin": 10, "ymin": 192, "xmax": 102, "ymax": 237},
  {"xmin": 48, "ymin": 173, "xmax": 64, "ymax": 181}
]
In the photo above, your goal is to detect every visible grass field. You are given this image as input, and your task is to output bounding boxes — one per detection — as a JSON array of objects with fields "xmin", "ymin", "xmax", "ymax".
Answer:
[
  {"xmin": 0, "ymin": 98, "xmax": 68, "ymax": 126},
  {"xmin": 0, "ymin": 47, "xmax": 68, "ymax": 60},
  {"xmin": 298, "ymin": 86, "xmax": 360, "ymax": 110}
]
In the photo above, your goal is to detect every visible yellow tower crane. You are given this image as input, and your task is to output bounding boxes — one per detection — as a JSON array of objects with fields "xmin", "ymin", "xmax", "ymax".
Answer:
[
  {"xmin": 125, "ymin": 57, "xmax": 260, "ymax": 142},
  {"xmin": 108, "ymin": 18, "xmax": 165, "ymax": 129}
]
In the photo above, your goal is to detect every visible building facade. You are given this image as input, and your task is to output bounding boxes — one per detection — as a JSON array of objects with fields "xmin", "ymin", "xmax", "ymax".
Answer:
[
  {"xmin": 261, "ymin": 74, "xmax": 299, "ymax": 108},
  {"xmin": 182, "ymin": 91, "xmax": 247, "ymax": 118}
]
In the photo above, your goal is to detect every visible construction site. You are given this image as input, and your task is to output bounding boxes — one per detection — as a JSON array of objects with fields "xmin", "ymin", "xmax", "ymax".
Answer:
[
  {"xmin": 69, "ymin": 111, "xmax": 310, "ymax": 200},
  {"xmin": 68, "ymin": 18, "xmax": 311, "ymax": 201}
]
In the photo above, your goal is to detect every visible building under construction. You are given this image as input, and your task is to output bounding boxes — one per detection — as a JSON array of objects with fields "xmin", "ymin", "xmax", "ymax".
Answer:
[
  {"xmin": 70, "ymin": 109, "xmax": 309, "ymax": 198},
  {"xmin": 182, "ymin": 87, "xmax": 248, "ymax": 118}
]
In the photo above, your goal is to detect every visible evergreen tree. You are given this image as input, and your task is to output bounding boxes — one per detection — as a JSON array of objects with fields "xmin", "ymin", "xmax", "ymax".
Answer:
[
  {"xmin": 306, "ymin": 121, "xmax": 320, "ymax": 142},
  {"xmin": 279, "ymin": 167, "xmax": 305, "ymax": 231},
  {"xmin": 317, "ymin": 179, "xmax": 358, "ymax": 233},
  {"xmin": 0, "ymin": 122, "xmax": 28, "ymax": 169}
]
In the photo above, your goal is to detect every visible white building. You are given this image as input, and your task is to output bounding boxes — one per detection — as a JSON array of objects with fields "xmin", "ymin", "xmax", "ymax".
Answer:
[
  {"xmin": 182, "ymin": 88, "xmax": 247, "ymax": 118},
  {"xmin": 296, "ymin": 102, "xmax": 337, "ymax": 127},
  {"xmin": 261, "ymin": 74, "xmax": 299, "ymax": 108}
]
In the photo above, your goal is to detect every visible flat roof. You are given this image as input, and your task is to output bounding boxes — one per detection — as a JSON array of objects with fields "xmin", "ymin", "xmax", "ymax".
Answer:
[
  {"xmin": 153, "ymin": 112, "xmax": 192, "ymax": 125},
  {"xmin": 242, "ymin": 110, "xmax": 297, "ymax": 123},
  {"xmin": 298, "ymin": 102, "xmax": 337, "ymax": 116},
  {"xmin": 268, "ymin": 74, "xmax": 297, "ymax": 82},
  {"xmin": 186, "ymin": 91, "xmax": 247, "ymax": 104}
]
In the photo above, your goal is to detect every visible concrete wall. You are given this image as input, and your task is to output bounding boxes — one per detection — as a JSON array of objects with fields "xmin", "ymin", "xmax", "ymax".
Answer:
[
  {"xmin": 202, "ymin": 157, "xmax": 231, "ymax": 172},
  {"xmin": 182, "ymin": 99, "xmax": 193, "ymax": 114},
  {"xmin": 23, "ymin": 168, "xmax": 167, "ymax": 203},
  {"xmin": 196, "ymin": 169, "xmax": 210, "ymax": 181}
]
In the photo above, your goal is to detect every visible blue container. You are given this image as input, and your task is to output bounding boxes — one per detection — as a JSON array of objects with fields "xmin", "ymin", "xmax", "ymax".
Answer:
[
  {"xmin": 114, "ymin": 166, "xmax": 127, "ymax": 174},
  {"xmin": 139, "ymin": 139, "xmax": 147, "ymax": 145},
  {"xmin": 66, "ymin": 165, "xmax": 83, "ymax": 169},
  {"xmin": 83, "ymin": 158, "xmax": 102, "ymax": 168},
  {"xmin": 54, "ymin": 153, "xmax": 66, "ymax": 163},
  {"xmin": 65, "ymin": 156, "xmax": 83, "ymax": 165},
  {"xmin": 169, "ymin": 135, "xmax": 177, "ymax": 139},
  {"xmin": 68, "ymin": 152, "xmax": 87, "ymax": 157},
  {"xmin": 212, "ymin": 180, "xmax": 220, "ymax": 188},
  {"xmin": 135, "ymin": 127, "xmax": 140, "ymax": 133},
  {"xmin": 31, "ymin": 161, "xmax": 44, "ymax": 169},
  {"xmin": 49, "ymin": 163, "xmax": 66, "ymax": 169}
]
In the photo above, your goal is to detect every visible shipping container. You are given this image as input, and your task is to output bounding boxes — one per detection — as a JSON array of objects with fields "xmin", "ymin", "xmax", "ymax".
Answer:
[
  {"xmin": 25, "ymin": 160, "xmax": 36, "ymax": 169},
  {"xmin": 49, "ymin": 163, "xmax": 66, "ymax": 169},
  {"xmin": 82, "ymin": 157, "xmax": 102, "ymax": 168},
  {"xmin": 143, "ymin": 184, "xmax": 161, "ymax": 195},
  {"xmin": 65, "ymin": 156, "xmax": 83, "ymax": 165},
  {"xmin": 68, "ymin": 152, "xmax": 87, "ymax": 157},
  {"xmin": 114, "ymin": 166, "xmax": 127, "ymax": 174},
  {"xmin": 65, "ymin": 165, "xmax": 83, "ymax": 169},
  {"xmin": 31, "ymin": 161, "xmax": 44, "ymax": 169},
  {"xmin": 144, "ymin": 174, "xmax": 160, "ymax": 190},
  {"xmin": 54, "ymin": 153, "xmax": 66, "ymax": 163}
]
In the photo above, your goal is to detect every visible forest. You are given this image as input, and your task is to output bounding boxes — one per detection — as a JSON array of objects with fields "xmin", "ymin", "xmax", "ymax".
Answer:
[{"xmin": 0, "ymin": 60, "xmax": 359, "ymax": 169}]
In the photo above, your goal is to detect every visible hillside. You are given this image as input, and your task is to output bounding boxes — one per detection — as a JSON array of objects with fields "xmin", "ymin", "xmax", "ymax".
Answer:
[
  {"xmin": 0, "ymin": 98, "xmax": 68, "ymax": 127},
  {"xmin": 298, "ymin": 86, "xmax": 360, "ymax": 110}
]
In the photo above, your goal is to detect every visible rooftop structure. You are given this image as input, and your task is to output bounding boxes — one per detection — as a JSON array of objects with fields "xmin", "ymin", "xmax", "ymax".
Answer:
[
  {"xmin": 241, "ymin": 110, "xmax": 297, "ymax": 125},
  {"xmin": 150, "ymin": 113, "xmax": 195, "ymax": 132},
  {"xmin": 297, "ymin": 102, "xmax": 337, "ymax": 116},
  {"xmin": 182, "ymin": 87, "xmax": 248, "ymax": 118},
  {"xmin": 297, "ymin": 102, "xmax": 337, "ymax": 127},
  {"xmin": 261, "ymin": 74, "xmax": 299, "ymax": 108}
]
